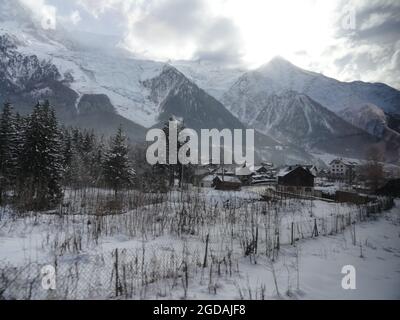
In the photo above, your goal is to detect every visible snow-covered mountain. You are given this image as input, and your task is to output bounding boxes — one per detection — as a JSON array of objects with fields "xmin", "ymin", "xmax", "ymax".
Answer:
[
  {"xmin": 141, "ymin": 65, "xmax": 317, "ymax": 165},
  {"xmin": 143, "ymin": 65, "xmax": 247, "ymax": 131},
  {"xmin": 223, "ymin": 56, "xmax": 400, "ymax": 118},
  {"xmin": 221, "ymin": 57, "xmax": 400, "ymax": 161},
  {"xmin": 0, "ymin": 32, "xmax": 149, "ymax": 140},
  {"xmin": 174, "ymin": 58, "xmax": 400, "ymax": 149},
  {"xmin": 0, "ymin": 32, "xmax": 79, "ymax": 119},
  {"xmin": 0, "ymin": 0, "xmax": 166, "ymax": 127}
]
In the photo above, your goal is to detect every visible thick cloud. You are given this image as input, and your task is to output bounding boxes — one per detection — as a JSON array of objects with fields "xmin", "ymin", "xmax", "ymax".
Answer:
[
  {"xmin": 191, "ymin": 17, "xmax": 244, "ymax": 66},
  {"xmin": 329, "ymin": 0, "xmax": 400, "ymax": 88},
  {"xmin": 120, "ymin": 0, "xmax": 243, "ymax": 65},
  {"xmin": 13, "ymin": 0, "xmax": 400, "ymax": 88}
]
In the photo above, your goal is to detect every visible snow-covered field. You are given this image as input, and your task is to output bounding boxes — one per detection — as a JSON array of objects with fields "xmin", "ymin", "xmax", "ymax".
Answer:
[{"xmin": 0, "ymin": 187, "xmax": 398, "ymax": 300}]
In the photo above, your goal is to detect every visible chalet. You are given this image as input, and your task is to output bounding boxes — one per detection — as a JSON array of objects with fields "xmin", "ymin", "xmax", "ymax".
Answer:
[
  {"xmin": 213, "ymin": 175, "xmax": 242, "ymax": 191},
  {"xmin": 277, "ymin": 166, "xmax": 315, "ymax": 195},
  {"xmin": 295, "ymin": 164, "xmax": 319, "ymax": 177},
  {"xmin": 192, "ymin": 164, "xmax": 218, "ymax": 186},
  {"xmin": 329, "ymin": 158, "xmax": 358, "ymax": 180}
]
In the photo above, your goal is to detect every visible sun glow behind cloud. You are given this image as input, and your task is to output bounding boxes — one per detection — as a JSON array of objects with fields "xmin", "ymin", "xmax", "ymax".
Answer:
[
  {"xmin": 118, "ymin": 0, "xmax": 340, "ymax": 68},
  {"xmin": 213, "ymin": 0, "xmax": 338, "ymax": 68},
  {"xmin": 16, "ymin": 0, "xmax": 400, "ymax": 88}
]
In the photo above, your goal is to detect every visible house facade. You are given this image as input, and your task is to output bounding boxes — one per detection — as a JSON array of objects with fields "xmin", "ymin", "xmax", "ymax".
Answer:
[
  {"xmin": 329, "ymin": 159, "xmax": 357, "ymax": 181},
  {"xmin": 277, "ymin": 166, "xmax": 315, "ymax": 195}
]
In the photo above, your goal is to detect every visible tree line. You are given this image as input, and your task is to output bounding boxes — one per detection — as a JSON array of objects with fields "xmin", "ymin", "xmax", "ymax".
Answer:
[{"xmin": 0, "ymin": 101, "xmax": 135, "ymax": 210}]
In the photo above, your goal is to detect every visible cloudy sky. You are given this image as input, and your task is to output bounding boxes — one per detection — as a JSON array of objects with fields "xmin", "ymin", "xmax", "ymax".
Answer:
[{"xmin": 18, "ymin": 0, "xmax": 400, "ymax": 89}]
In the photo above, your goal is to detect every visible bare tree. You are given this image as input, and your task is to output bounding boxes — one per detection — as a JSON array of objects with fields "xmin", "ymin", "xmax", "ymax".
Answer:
[{"xmin": 362, "ymin": 146, "xmax": 385, "ymax": 192}]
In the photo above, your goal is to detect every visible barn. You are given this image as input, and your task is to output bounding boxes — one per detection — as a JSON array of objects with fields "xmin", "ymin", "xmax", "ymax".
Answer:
[{"xmin": 277, "ymin": 166, "xmax": 315, "ymax": 196}]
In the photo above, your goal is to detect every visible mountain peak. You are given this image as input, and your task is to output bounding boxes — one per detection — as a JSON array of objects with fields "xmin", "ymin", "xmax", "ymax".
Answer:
[
  {"xmin": 257, "ymin": 56, "xmax": 299, "ymax": 75},
  {"xmin": 266, "ymin": 56, "xmax": 294, "ymax": 66},
  {"xmin": 269, "ymin": 56, "xmax": 292, "ymax": 64}
]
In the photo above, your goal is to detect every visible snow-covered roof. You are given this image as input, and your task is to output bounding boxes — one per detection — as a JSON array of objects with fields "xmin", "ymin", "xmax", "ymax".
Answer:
[
  {"xmin": 276, "ymin": 167, "xmax": 292, "ymax": 177},
  {"xmin": 235, "ymin": 165, "xmax": 254, "ymax": 176},
  {"xmin": 277, "ymin": 166, "xmax": 314, "ymax": 177},
  {"xmin": 201, "ymin": 174, "xmax": 217, "ymax": 182},
  {"xmin": 329, "ymin": 158, "xmax": 359, "ymax": 166},
  {"xmin": 253, "ymin": 165, "xmax": 270, "ymax": 172},
  {"xmin": 215, "ymin": 175, "xmax": 241, "ymax": 183}
]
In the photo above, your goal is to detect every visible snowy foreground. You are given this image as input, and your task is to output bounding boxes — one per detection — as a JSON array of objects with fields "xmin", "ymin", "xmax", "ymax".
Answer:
[{"xmin": 0, "ymin": 187, "xmax": 399, "ymax": 300}]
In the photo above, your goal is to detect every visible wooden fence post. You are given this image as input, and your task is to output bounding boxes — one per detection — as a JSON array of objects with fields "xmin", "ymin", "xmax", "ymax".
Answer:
[
  {"xmin": 312, "ymin": 219, "xmax": 319, "ymax": 237},
  {"xmin": 203, "ymin": 234, "xmax": 209, "ymax": 268},
  {"xmin": 291, "ymin": 222, "xmax": 294, "ymax": 245}
]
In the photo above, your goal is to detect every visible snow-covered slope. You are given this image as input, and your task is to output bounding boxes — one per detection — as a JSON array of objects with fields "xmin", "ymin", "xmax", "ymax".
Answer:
[
  {"xmin": 0, "ymin": 34, "xmax": 60, "ymax": 91},
  {"xmin": 0, "ymin": 32, "xmax": 80, "ymax": 119},
  {"xmin": 339, "ymin": 104, "xmax": 397, "ymax": 138},
  {"xmin": 12, "ymin": 36, "xmax": 167, "ymax": 127},
  {"xmin": 171, "ymin": 60, "xmax": 244, "ymax": 101},
  {"xmin": 249, "ymin": 90, "xmax": 378, "ymax": 157},
  {"xmin": 339, "ymin": 104, "xmax": 400, "ymax": 161}
]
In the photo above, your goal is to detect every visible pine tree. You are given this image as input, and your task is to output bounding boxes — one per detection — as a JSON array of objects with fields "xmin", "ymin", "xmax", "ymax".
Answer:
[
  {"xmin": 61, "ymin": 128, "xmax": 73, "ymax": 169},
  {"xmin": 103, "ymin": 126, "xmax": 135, "ymax": 195},
  {"xmin": 90, "ymin": 135, "xmax": 105, "ymax": 186},
  {"xmin": 161, "ymin": 117, "xmax": 186, "ymax": 187},
  {"xmin": 60, "ymin": 128, "xmax": 75, "ymax": 186},
  {"xmin": 80, "ymin": 130, "xmax": 96, "ymax": 186},
  {"xmin": 19, "ymin": 101, "xmax": 64, "ymax": 210},
  {"xmin": 13, "ymin": 112, "xmax": 28, "ymax": 196},
  {"xmin": 0, "ymin": 103, "xmax": 18, "ymax": 202}
]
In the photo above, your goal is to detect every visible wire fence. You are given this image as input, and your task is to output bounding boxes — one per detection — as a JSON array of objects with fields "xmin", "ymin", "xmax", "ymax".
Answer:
[
  {"xmin": 0, "ymin": 196, "xmax": 394, "ymax": 300},
  {"xmin": 279, "ymin": 197, "xmax": 395, "ymax": 246},
  {"xmin": 0, "ymin": 247, "xmax": 208, "ymax": 300}
]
